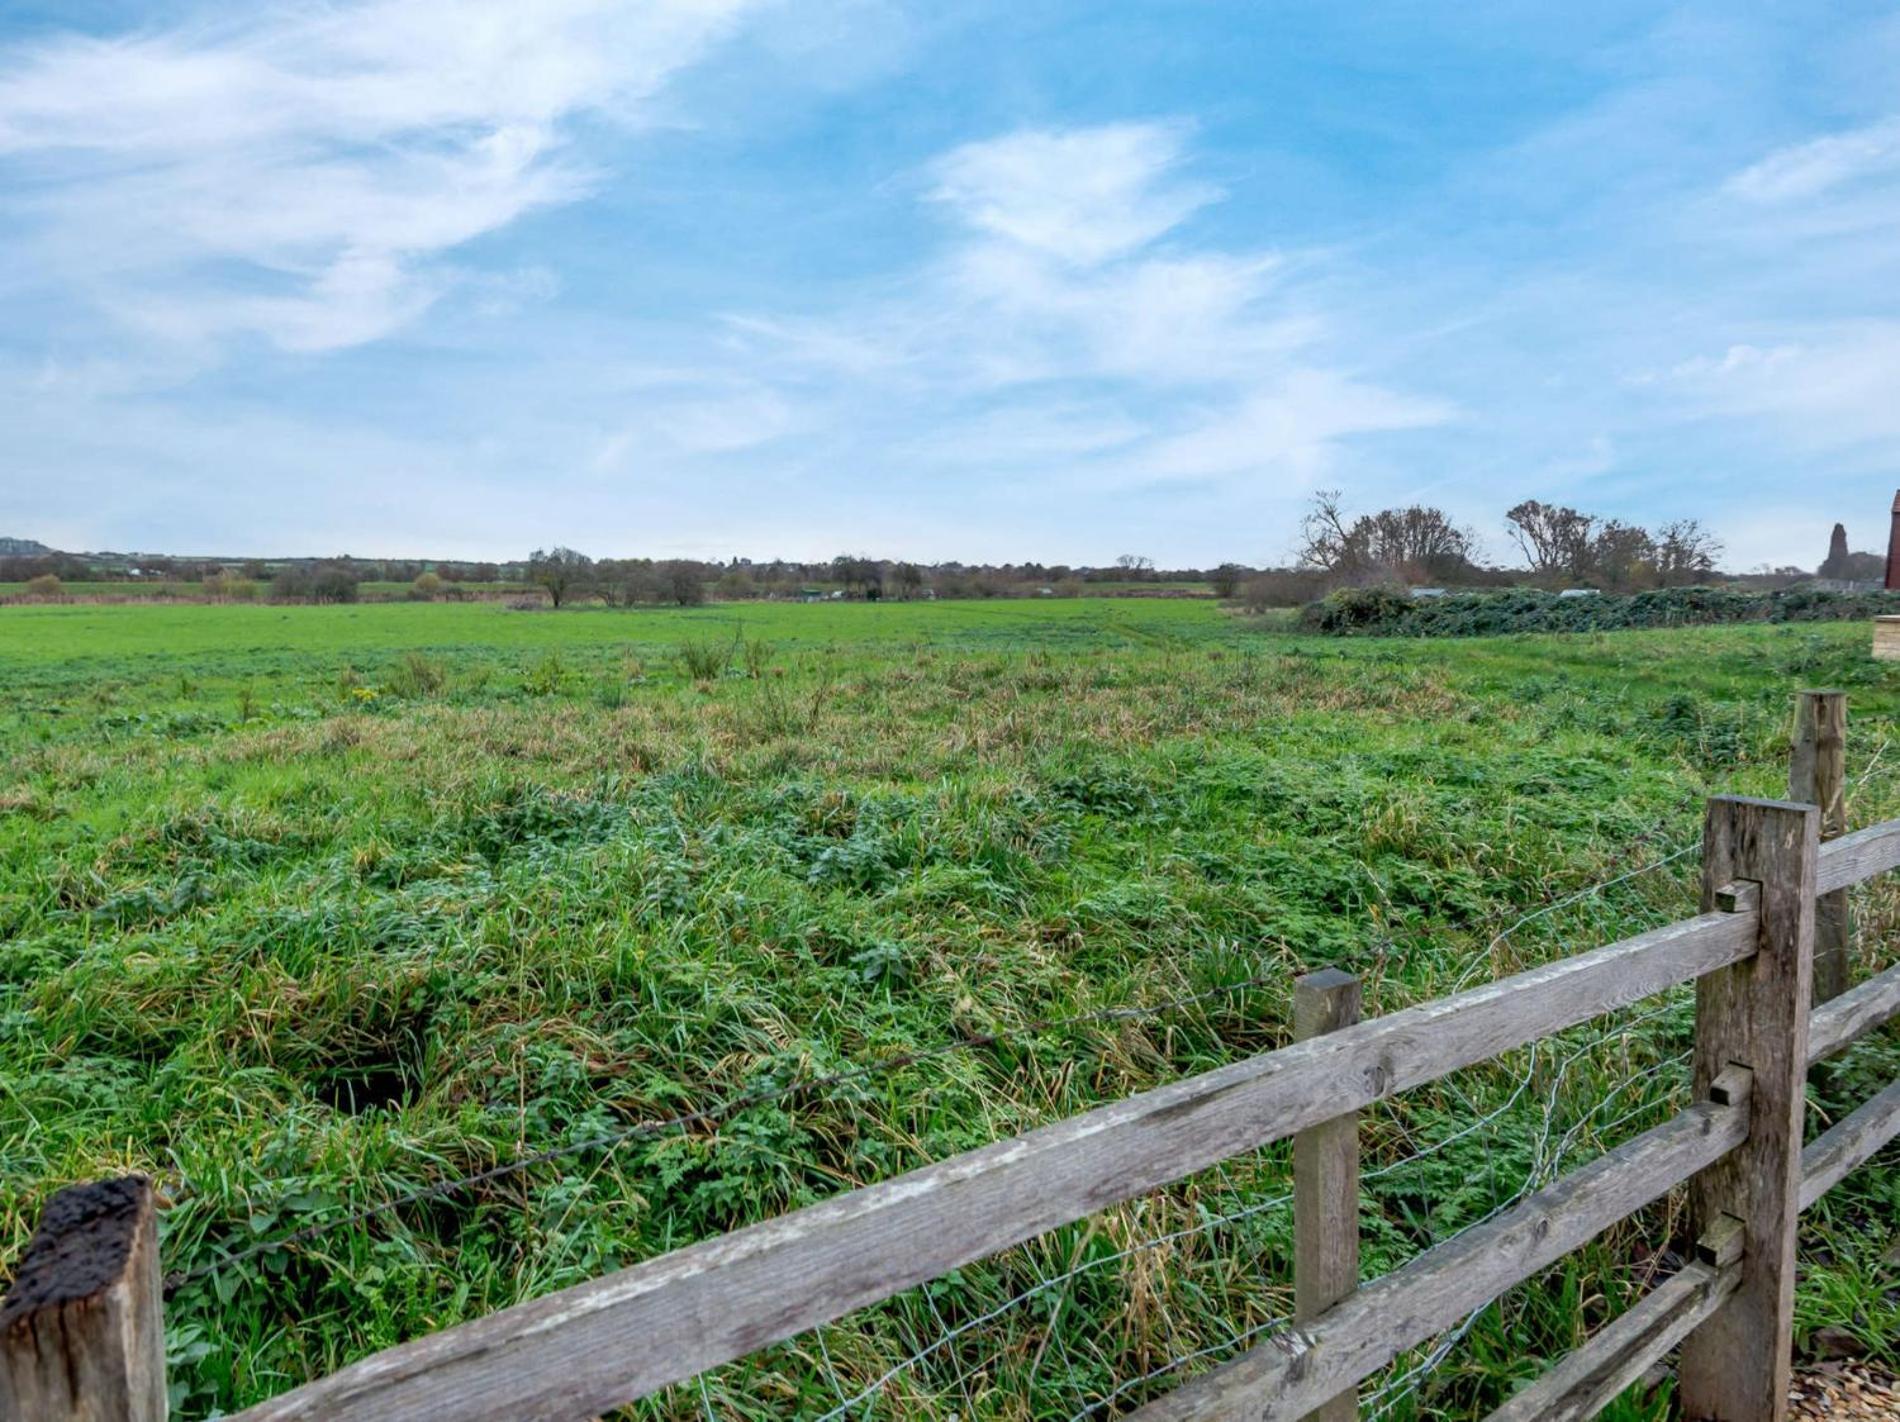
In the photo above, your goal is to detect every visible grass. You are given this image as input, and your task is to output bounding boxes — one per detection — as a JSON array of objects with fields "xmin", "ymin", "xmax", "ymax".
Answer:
[{"xmin": 1, "ymin": 599, "xmax": 1896, "ymax": 1419}]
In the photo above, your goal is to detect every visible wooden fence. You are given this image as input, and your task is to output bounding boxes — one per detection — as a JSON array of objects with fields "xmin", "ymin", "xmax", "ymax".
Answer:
[{"xmin": 6, "ymin": 691, "xmax": 1900, "ymax": 1422}]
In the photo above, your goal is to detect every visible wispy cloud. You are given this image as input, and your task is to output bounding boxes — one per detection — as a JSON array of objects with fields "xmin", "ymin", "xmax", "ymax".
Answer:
[
  {"xmin": 1636, "ymin": 325, "xmax": 1900, "ymax": 448},
  {"xmin": 1727, "ymin": 117, "xmax": 1900, "ymax": 203},
  {"xmin": 15, "ymin": 4, "xmax": 1899, "ymax": 568},
  {"xmin": 928, "ymin": 122, "xmax": 1218, "ymax": 266},
  {"xmin": 741, "ymin": 120, "xmax": 1448, "ymax": 488},
  {"xmin": 0, "ymin": 0, "xmax": 756, "ymax": 350}
]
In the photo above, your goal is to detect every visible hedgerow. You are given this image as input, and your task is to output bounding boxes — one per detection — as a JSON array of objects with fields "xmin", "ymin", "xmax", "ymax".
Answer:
[{"xmin": 1299, "ymin": 584, "xmax": 1900, "ymax": 637}]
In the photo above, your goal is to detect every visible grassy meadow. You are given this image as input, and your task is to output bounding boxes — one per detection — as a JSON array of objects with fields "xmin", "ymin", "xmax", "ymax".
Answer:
[{"xmin": 2, "ymin": 598, "xmax": 1897, "ymax": 1419}]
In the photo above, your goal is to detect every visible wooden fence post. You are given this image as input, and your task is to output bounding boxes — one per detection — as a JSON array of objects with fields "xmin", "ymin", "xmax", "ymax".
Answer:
[
  {"xmin": 1677, "ymin": 797, "xmax": 1817, "ymax": 1422},
  {"xmin": 1293, "ymin": 968, "xmax": 1361, "ymax": 1422},
  {"xmin": 1788, "ymin": 691, "xmax": 1849, "ymax": 1005},
  {"xmin": 0, "ymin": 1175, "xmax": 167, "ymax": 1422}
]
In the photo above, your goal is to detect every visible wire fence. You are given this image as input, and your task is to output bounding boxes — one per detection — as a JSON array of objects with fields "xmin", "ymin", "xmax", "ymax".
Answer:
[
  {"xmin": 660, "ymin": 827, "xmax": 1709, "ymax": 1420},
  {"xmin": 150, "ymin": 763, "xmax": 1888, "ymax": 1419}
]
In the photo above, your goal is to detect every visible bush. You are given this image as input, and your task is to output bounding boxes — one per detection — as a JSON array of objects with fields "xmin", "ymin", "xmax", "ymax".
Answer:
[
  {"xmin": 1297, "ymin": 584, "xmax": 1900, "ymax": 638},
  {"xmin": 1297, "ymin": 586, "xmax": 1418, "ymax": 633},
  {"xmin": 409, "ymin": 571, "xmax": 444, "ymax": 601},
  {"xmin": 202, "ymin": 571, "xmax": 258, "ymax": 602},
  {"xmin": 23, "ymin": 573, "xmax": 62, "ymax": 600},
  {"xmin": 661, "ymin": 560, "xmax": 707, "ymax": 606},
  {"xmin": 270, "ymin": 564, "xmax": 360, "ymax": 604}
]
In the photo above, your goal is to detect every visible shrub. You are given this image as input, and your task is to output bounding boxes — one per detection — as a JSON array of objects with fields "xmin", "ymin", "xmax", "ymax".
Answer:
[
  {"xmin": 202, "ymin": 571, "xmax": 258, "ymax": 601},
  {"xmin": 409, "ymin": 571, "xmax": 444, "ymax": 601},
  {"xmin": 662, "ymin": 561, "xmax": 707, "ymax": 606},
  {"xmin": 270, "ymin": 564, "xmax": 360, "ymax": 604},
  {"xmin": 23, "ymin": 573, "xmax": 62, "ymax": 600},
  {"xmin": 1298, "ymin": 586, "xmax": 1415, "ymax": 633}
]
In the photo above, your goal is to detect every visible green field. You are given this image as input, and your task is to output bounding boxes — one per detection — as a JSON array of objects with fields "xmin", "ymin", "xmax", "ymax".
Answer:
[{"xmin": 2, "ymin": 599, "xmax": 1896, "ymax": 1419}]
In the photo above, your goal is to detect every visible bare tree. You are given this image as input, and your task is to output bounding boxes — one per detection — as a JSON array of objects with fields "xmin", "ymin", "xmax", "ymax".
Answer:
[
  {"xmin": 1359, "ymin": 506, "xmax": 1478, "ymax": 579},
  {"xmin": 831, "ymin": 553, "xmax": 884, "ymax": 595},
  {"xmin": 1654, "ymin": 519, "xmax": 1723, "ymax": 586},
  {"xmin": 1505, "ymin": 501, "xmax": 1596, "ymax": 578},
  {"xmin": 661, "ymin": 560, "xmax": 707, "ymax": 606},
  {"xmin": 1297, "ymin": 491, "xmax": 1474, "ymax": 583},
  {"xmin": 528, "ymin": 547, "xmax": 595, "ymax": 608},
  {"xmin": 1295, "ymin": 490, "xmax": 1364, "ymax": 574},
  {"xmin": 1114, "ymin": 553, "xmax": 1155, "ymax": 579}
]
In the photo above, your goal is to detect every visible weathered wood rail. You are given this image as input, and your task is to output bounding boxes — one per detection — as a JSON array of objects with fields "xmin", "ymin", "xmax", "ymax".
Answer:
[{"xmin": 6, "ymin": 692, "xmax": 1900, "ymax": 1422}]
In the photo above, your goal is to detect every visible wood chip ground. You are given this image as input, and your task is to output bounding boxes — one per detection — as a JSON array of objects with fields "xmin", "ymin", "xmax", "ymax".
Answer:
[{"xmin": 1790, "ymin": 1361, "xmax": 1900, "ymax": 1419}]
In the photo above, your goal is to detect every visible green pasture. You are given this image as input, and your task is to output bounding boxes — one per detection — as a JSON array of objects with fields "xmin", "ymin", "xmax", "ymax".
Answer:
[{"xmin": 1, "ymin": 599, "xmax": 1895, "ymax": 1418}]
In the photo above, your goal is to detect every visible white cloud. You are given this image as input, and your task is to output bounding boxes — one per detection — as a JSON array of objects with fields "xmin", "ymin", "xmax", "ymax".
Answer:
[
  {"xmin": 929, "ymin": 122, "xmax": 1218, "ymax": 266},
  {"xmin": 0, "ymin": 0, "xmax": 756, "ymax": 350},
  {"xmin": 1636, "ymin": 325, "xmax": 1900, "ymax": 447},
  {"xmin": 1103, "ymin": 371, "xmax": 1451, "ymax": 486},
  {"xmin": 1728, "ymin": 117, "xmax": 1900, "ymax": 203},
  {"xmin": 739, "ymin": 121, "xmax": 1448, "ymax": 491}
]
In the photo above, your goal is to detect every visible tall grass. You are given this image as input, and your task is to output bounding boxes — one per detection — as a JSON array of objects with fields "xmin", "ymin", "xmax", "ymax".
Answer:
[{"xmin": 0, "ymin": 602, "xmax": 1894, "ymax": 1417}]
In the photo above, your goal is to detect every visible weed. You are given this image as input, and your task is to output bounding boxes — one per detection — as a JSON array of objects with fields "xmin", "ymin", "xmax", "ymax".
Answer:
[
  {"xmin": 385, "ymin": 651, "xmax": 447, "ymax": 698},
  {"xmin": 741, "ymin": 635, "xmax": 773, "ymax": 679},
  {"xmin": 676, "ymin": 635, "xmax": 735, "ymax": 680},
  {"xmin": 522, "ymin": 651, "xmax": 571, "ymax": 697}
]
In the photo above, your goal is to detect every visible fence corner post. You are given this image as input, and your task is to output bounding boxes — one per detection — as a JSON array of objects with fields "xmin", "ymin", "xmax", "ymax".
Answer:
[
  {"xmin": 1678, "ymin": 796, "xmax": 1817, "ymax": 1422},
  {"xmin": 1293, "ymin": 968, "xmax": 1361, "ymax": 1422},
  {"xmin": 0, "ymin": 1175, "xmax": 167, "ymax": 1422},
  {"xmin": 1788, "ymin": 690, "xmax": 1849, "ymax": 1004}
]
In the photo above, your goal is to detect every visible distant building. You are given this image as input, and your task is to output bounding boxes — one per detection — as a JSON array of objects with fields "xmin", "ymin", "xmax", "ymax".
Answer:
[{"xmin": 1887, "ymin": 492, "xmax": 1900, "ymax": 591}]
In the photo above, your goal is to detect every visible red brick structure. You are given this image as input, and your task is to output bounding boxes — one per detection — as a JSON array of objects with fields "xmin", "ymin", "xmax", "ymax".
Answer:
[{"xmin": 1888, "ymin": 491, "xmax": 1900, "ymax": 590}]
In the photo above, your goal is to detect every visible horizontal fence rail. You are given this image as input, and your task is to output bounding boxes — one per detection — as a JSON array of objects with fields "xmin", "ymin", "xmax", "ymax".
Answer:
[
  {"xmin": 1128, "ymin": 1092, "xmax": 1751, "ymax": 1421},
  {"xmin": 1481, "ymin": 1253, "xmax": 1743, "ymax": 1422},
  {"xmin": 1800, "ymin": 1079, "xmax": 1900, "ymax": 1210},
  {"xmin": 1815, "ymin": 816, "xmax": 1900, "ymax": 896},
  {"xmin": 220, "ymin": 908, "xmax": 1767, "ymax": 1422},
  {"xmin": 1808, "ymin": 956, "xmax": 1900, "ymax": 1061},
  {"xmin": 6, "ymin": 690, "xmax": 1900, "ymax": 1422}
]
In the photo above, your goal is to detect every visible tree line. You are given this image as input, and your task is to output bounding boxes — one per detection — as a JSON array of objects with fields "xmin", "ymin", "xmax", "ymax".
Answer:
[
  {"xmin": 1291, "ymin": 491, "xmax": 1728, "ymax": 594},
  {"xmin": 520, "ymin": 549, "xmax": 1238, "ymax": 607},
  {"xmin": 5, "ymin": 501, "xmax": 1878, "ymax": 608}
]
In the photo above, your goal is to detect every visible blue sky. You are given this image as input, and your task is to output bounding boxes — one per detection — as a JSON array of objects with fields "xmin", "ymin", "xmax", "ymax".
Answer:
[{"xmin": 3, "ymin": 1, "xmax": 1899, "ymax": 567}]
